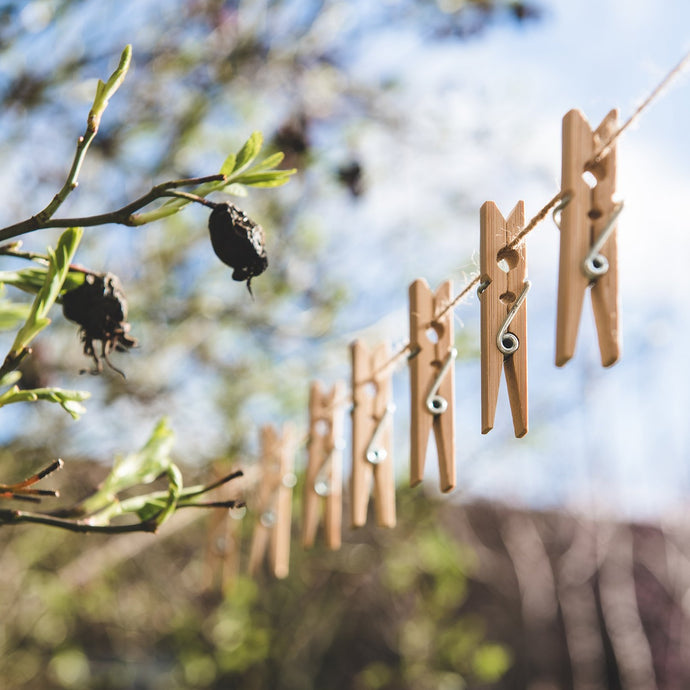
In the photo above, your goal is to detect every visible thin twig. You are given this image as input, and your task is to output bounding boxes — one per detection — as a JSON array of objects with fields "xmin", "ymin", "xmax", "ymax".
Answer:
[
  {"xmin": 178, "ymin": 500, "xmax": 245, "ymax": 509},
  {"xmin": 0, "ymin": 174, "xmax": 226, "ymax": 242},
  {"xmin": 0, "ymin": 508, "xmax": 160, "ymax": 533},
  {"xmin": 33, "ymin": 46, "xmax": 132, "ymax": 224},
  {"xmin": 160, "ymin": 190, "xmax": 220, "ymax": 209},
  {"xmin": 180, "ymin": 469, "xmax": 245, "ymax": 500}
]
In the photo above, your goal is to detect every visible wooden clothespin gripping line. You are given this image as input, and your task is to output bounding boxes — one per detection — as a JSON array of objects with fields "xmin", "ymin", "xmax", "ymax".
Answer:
[
  {"xmin": 350, "ymin": 340, "xmax": 396, "ymax": 529},
  {"xmin": 302, "ymin": 380, "xmax": 346, "ymax": 550},
  {"xmin": 408, "ymin": 279, "xmax": 456, "ymax": 493},
  {"xmin": 248, "ymin": 424, "xmax": 297, "ymax": 579},
  {"xmin": 556, "ymin": 108, "xmax": 623, "ymax": 368},
  {"xmin": 479, "ymin": 201, "xmax": 529, "ymax": 438}
]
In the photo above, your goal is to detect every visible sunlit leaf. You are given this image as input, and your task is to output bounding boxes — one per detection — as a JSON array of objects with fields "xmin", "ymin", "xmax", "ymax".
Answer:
[
  {"xmin": 0, "ymin": 371, "xmax": 21, "ymax": 387},
  {"xmin": 10, "ymin": 227, "xmax": 83, "ymax": 356},
  {"xmin": 102, "ymin": 418, "xmax": 175, "ymax": 494},
  {"xmin": 248, "ymin": 151, "xmax": 285, "ymax": 172},
  {"xmin": 232, "ymin": 131, "xmax": 263, "ymax": 175},
  {"xmin": 0, "ymin": 385, "xmax": 90, "ymax": 419},
  {"xmin": 78, "ymin": 418, "xmax": 176, "ymax": 517},
  {"xmin": 221, "ymin": 183, "xmax": 249, "ymax": 197},
  {"xmin": 219, "ymin": 153, "xmax": 237, "ymax": 176},
  {"xmin": 0, "ymin": 300, "xmax": 30, "ymax": 331},
  {"xmin": 154, "ymin": 463, "xmax": 183, "ymax": 528},
  {"xmin": 0, "ymin": 267, "xmax": 85, "ymax": 297},
  {"xmin": 232, "ymin": 170, "xmax": 296, "ymax": 188},
  {"xmin": 88, "ymin": 45, "xmax": 132, "ymax": 131}
]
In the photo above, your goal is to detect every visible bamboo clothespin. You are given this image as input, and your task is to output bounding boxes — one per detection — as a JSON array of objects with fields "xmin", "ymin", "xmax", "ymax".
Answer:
[
  {"xmin": 302, "ymin": 380, "xmax": 345, "ymax": 550},
  {"xmin": 350, "ymin": 340, "xmax": 396, "ymax": 529},
  {"xmin": 408, "ymin": 279, "xmax": 456, "ymax": 493},
  {"xmin": 556, "ymin": 108, "xmax": 622, "ymax": 367},
  {"xmin": 479, "ymin": 201, "xmax": 529, "ymax": 438},
  {"xmin": 248, "ymin": 424, "xmax": 297, "ymax": 579}
]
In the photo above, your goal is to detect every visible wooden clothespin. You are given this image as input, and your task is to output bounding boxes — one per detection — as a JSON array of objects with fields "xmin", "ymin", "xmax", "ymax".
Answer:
[
  {"xmin": 350, "ymin": 340, "xmax": 396, "ymax": 529},
  {"xmin": 302, "ymin": 380, "xmax": 345, "ymax": 549},
  {"xmin": 479, "ymin": 201, "xmax": 529, "ymax": 438},
  {"xmin": 248, "ymin": 424, "xmax": 297, "ymax": 579},
  {"xmin": 556, "ymin": 108, "xmax": 623, "ymax": 367},
  {"xmin": 408, "ymin": 279, "xmax": 456, "ymax": 493}
]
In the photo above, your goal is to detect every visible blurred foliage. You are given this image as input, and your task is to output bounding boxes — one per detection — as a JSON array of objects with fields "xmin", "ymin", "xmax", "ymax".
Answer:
[{"xmin": 0, "ymin": 487, "xmax": 511, "ymax": 689}]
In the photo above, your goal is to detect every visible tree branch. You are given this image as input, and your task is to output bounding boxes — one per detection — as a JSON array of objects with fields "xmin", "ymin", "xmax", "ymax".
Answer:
[
  {"xmin": 34, "ymin": 45, "xmax": 132, "ymax": 224},
  {"xmin": 0, "ymin": 174, "xmax": 226, "ymax": 242},
  {"xmin": 0, "ymin": 508, "xmax": 160, "ymax": 533}
]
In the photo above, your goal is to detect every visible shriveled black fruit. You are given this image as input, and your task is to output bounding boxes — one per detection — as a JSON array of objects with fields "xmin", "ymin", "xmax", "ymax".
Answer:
[
  {"xmin": 208, "ymin": 202, "xmax": 268, "ymax": 294},
  {"xmin": 62, "ymin": 272, "xmax": 137, "ymax": 376}
]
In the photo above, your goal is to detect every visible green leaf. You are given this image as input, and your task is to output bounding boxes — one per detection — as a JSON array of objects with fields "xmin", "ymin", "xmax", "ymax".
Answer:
[
  {"xmin": 103, "ymin": 418, "xmax": 175, "ymax": 494},
  {"xmin": 132, "ymin": 496, "xmax": 168, "ymax": 522},
  {"xmin": 219, "ymin": 153, "xmax": 237, "ymax": 176},
  {"xmin": 10, "ymin": 227, "xmax": 82, "ymax": 356},
  {"xmin": 59, "ymin": 398, "xmax": 89, "ymax": 420},
  {"xmin": 0, "ymin": 371, "xmax": 21, "ymax": 387},
  {"xmin": 0, "ymin": 385, "xmax": 90, "ymax": 419},
  {"xmin": 248, "ymin": 151, "xmax": 285, "ymax": 173},
  {"xmin": 0, "ymin": 267, "xmax": 85, "ymax": 297},
  {"xmin": 252, "ymin": 151, "xmax": 285, "ymax": 172},
  {"xmin": 0, "ymin": 300, "xmax": 31, "ymax": 331},
  {"xmin": 110, "ymin": 462, "xmax": 183, "ymax": 529},
  {"xmin": 133, "ymin": 132, "xmax": 298, "ymax": 226},
  {"xmin": 79, "ymin": 418, "xmax": 175, "ymax": 516},
  {"xmin": 232, "ymin": 131, "xmax": 263, "ymax": 175},
  {"xmin": 88, "ymin": 45, "xmax": 132, "ymax": 131},
  {"xmin": 0, "ymin": 268, "xmax": 50, "ymax": 295},
  {"xmin": 232, "ymin": 170, "xmax": 296, "ymax": 188},
  {"xmin": 154, "ymin": 463, "xmax": 183, "ymax": 529},
  {"xmin": 13, "ymin": 317, "xmax": 51, "ymax": 348},
  {"xmin": 221, "ymin": 183, "xmax": 248, "ymax": 198}
]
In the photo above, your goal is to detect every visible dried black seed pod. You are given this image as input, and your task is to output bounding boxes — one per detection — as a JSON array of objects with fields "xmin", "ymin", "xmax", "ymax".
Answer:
[
  {"xmin": 208, "ymin": 202, "xmax": 268, "ymax": 295},
  {"xmin": 62, "ymin": 272, "xmax": 137, "ymax": 376}
]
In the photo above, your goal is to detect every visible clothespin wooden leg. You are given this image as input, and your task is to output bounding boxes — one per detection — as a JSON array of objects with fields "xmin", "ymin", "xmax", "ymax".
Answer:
[
  {"xmin": 589, "ymin": 114, "xmax": 620, "ymax": 367},
  {"xmin": 269, "ymin": 424, "xmax": 296, "ymax": 579}
]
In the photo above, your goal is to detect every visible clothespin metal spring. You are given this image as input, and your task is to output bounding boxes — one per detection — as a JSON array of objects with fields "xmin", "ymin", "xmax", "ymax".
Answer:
[
  {"xmin": 497, "ymin": 281, "xmax": 531, "ymax": 355},
  {"xmin": 583, "ymin": 200, "xmax": 624, "ymax": 280},
  {"xmin": 425, "ymin": 347, "xmax": 458, "ymax": 415},
  {"xmin": 365, "ymin": 403, "xmax": 396, "ymax": 465},
  {"xmin": 552, "ymin": 190, "xmax": 624, "ymax": 282},
  {"xmin": 260, "ymin": 471, "xmax": 297, "ymax": 528},
  {"xmin": 313, "ymin": 440, "xmax": 344, "ymax": 497}
]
